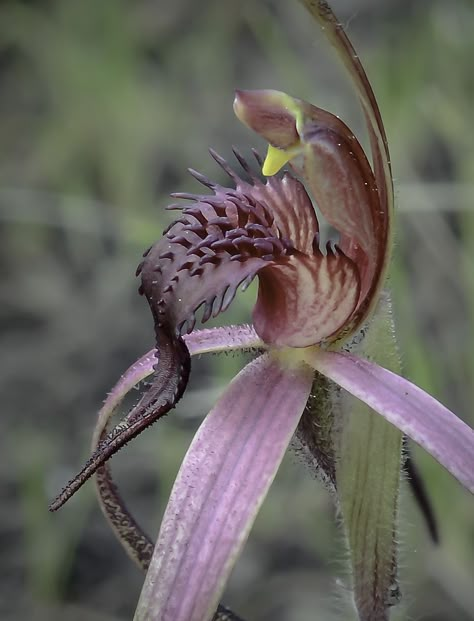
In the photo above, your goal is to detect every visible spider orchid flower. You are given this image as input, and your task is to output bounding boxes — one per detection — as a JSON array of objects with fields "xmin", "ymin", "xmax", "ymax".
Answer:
[{"xmin": 50, "ymin": 3, "xmax": 474, "ymax": 621}]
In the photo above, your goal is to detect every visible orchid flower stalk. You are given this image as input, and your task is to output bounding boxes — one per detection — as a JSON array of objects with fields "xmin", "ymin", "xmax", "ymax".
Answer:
[{"xmin": 50, "ymin": 2, "xmax": 474, "ymax": 620}]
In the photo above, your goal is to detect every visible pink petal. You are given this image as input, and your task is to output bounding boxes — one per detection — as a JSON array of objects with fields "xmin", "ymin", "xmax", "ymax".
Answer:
[
  {"xmin": 86, "ymin": 325, "xmax": 264, "ymax": 572},
  {"xmin": 91, "ymin": 349, "xmax": 158, "ymax": 448},
  {"xmin": 93, "ymin": 324, "xmax": 263, "ymax": 445},
  {"xmin": 254, "ymin": 251, "xmax": 360, "ymax": 347},
  {"xmin": 305, "ymin": 348, "xmax": 474, "ymax": 493},
  {"xmin": 134, "ymin": 354, "xmax": 314, "ymax": 621},
  {"xmin": 185, "ymin": 324, "xmax": 262, "ymax": 354}
]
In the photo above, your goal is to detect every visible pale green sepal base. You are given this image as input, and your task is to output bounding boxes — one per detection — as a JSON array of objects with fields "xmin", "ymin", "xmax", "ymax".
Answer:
[{"xmin": 336, "ymin": 292, "xmax": 403, "ymax": 621}]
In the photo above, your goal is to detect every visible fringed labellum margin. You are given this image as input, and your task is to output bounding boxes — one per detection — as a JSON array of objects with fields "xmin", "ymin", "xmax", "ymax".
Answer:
[{"xmin": 139, "ymin": 147, "xmax": 363, "ymax": 348}]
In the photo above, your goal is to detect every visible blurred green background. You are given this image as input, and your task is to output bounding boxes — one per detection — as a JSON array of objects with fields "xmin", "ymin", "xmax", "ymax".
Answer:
[{"xmin": 1, "ymin": 0, "xmax": 473, "ymax": 619}]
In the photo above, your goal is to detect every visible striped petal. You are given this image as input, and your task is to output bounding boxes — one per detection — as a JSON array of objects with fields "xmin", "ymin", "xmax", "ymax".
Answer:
[
  {"xmin": 234, "ymin": 89, "xmax": 383, "ymax": 326},
  {"xmin": 254, "ymin": 249, "xmax": 360, "ymax": 347},
  {"xmin": 304, "ymin": 348, "xmax": 474, "ymax": 494},
  {"xmin": 134, "ymin": 353, "xmax": 314, "ymax": 621},
  {"xmin": 299, "ymin": 0, "xmax": 395, "ymax": 326},
  {"xmin": 235, "ymin": 89, "xmax": 380, "ymax": 274}
]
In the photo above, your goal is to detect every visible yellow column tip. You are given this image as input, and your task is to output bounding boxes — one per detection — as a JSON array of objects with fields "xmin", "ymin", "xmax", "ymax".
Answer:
[{"xmin": 262, "ymin": 145, "xmax": 292, "ymax": 176}]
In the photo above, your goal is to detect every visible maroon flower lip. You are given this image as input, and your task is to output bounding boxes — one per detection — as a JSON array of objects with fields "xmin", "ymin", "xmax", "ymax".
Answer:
[
  {"xmin": 137, "ymin": 150, "xmax": 296, "ymax": 340},
  {"xmin": 138, "ymin": 148, "xmax": 361, "ymax": 349}
]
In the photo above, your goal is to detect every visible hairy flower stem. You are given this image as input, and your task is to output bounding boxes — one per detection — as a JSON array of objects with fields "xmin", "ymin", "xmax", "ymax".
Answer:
[{"xmin": 336, "ymin": 293, "xmax": 403, "ymax": 620}]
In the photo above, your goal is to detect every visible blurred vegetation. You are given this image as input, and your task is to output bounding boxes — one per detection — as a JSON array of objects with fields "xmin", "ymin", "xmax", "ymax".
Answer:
[{"xmin": 1, "ymin": 0, "xmax": 473, "ymax": 620}]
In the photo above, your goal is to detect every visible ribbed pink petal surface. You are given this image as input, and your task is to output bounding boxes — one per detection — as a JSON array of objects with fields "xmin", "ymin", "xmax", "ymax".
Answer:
[
  {"xmin": 305, "ymin": 348, "xmax": 474, "ymax": 493},
  {"xmin": 134, "ymin": 354, "xmax": 313, "ymax": 621},
  {"xmin": 92, "ymin": 324, "xmax": 263, "ymax": 447}
]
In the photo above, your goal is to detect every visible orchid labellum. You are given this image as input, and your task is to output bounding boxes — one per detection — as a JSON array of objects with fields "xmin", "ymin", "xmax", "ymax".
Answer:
[{"xmin": 50, "ymin": 2, "xmax": 474, "ymax": 621}]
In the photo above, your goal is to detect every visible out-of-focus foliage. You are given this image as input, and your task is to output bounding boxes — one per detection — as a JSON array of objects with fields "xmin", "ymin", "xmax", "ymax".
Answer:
[{"xmin": 1, "ymin": 1, "xmax": 473, "ymax": 620}]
